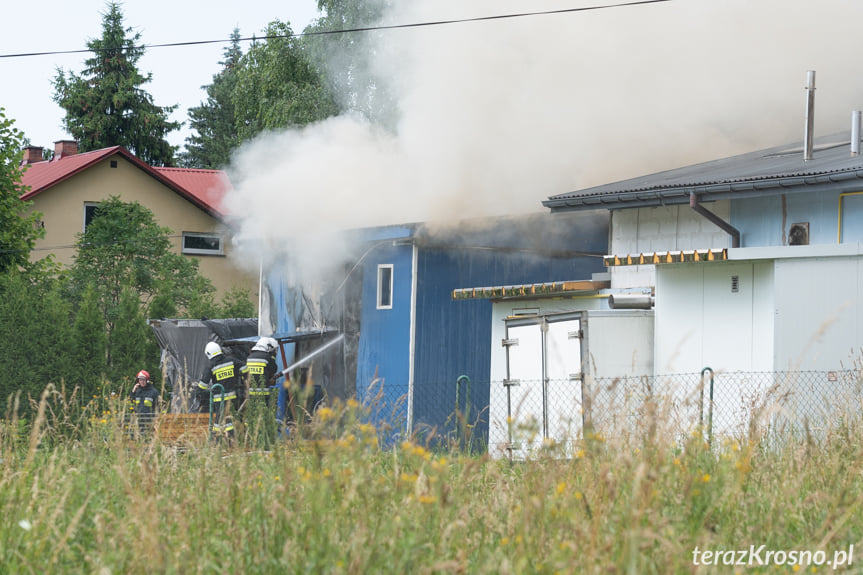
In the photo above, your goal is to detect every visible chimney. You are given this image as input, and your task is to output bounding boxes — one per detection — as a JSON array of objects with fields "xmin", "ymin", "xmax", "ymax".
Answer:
[
  {"xmin": 53, "ymin": 140, "xmax": 78, "ymax": 160},
  {"xmin": 21, "ymin": 146, "xmax": 44, "ymax": 165},
  {"xmin": 803, "ymin": 70, "xmax": 815, "ymax": 161},
  {"xmin": 852, "ymin": 110, "xmax": 861, "ymax": 157}
]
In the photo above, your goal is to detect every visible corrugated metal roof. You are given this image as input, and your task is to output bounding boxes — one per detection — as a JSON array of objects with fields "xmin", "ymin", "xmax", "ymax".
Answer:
[
  {"xmin": 18, "ymin": 147, "xmax": 232, "ymax": 219},
  {"xmin": 544, "ymin": 132, "xmax": 863, "ymax": 211}
]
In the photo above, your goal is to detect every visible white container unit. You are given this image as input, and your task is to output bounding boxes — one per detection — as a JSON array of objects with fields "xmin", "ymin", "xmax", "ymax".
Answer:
[{"xmin": 488, "ymin": 307, "xmax": 654, "ymax": 458}]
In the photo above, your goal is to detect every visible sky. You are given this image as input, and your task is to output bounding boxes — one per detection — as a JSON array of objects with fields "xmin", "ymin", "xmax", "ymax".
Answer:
[
  {"xmin": 0, "ymin": 0, "xmax": 322, "ymax": 150},
  {"xmin": 220, "ymin": 0, "xmax": 863, "ymax": 277},
  {"xmin": 5, "ymin": 0, "xmax": 863, "ymax": 279}
]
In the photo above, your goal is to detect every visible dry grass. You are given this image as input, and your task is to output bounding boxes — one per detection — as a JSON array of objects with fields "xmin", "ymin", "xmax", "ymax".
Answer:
[{"xmin": 1, "ymin": 387, "xmax": 862, "ymax": 574}]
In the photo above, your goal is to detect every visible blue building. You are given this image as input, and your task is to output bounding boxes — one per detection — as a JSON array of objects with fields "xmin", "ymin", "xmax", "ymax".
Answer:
[{"xmin": 260, "ymin": 211, "xmax": 608, "ymax": 446}]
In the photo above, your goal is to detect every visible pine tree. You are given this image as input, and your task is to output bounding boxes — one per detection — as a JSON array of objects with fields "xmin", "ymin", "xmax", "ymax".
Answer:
[
  {"xmin": 179, "ymin": 29, "xmax": 243, "ymax": 169},
  {"xmin": 0, "ymin": 271, "xmax": 73, "ymax": 415},
  {"xmin": 109, "ymin": 286, "xmax": 153, "ymax": 386},
  {"xmin": 71, "ymin": 283, "xmax": 107, "ymax": 398},
  {"xmin": 52, "ymin": 1, "xmax": 180, "ymax": 166}
]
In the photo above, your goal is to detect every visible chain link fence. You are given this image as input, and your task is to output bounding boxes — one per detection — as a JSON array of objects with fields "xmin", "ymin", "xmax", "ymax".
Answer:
[{"xmin": 358, "ymin": 369, "xmax": 863, "ymax": 456}]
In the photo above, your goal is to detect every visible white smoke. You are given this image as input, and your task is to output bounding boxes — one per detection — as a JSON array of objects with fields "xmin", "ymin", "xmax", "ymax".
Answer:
[{"xmin": 224, "ymin": 0, "xmax": 863, "ymax": 276}]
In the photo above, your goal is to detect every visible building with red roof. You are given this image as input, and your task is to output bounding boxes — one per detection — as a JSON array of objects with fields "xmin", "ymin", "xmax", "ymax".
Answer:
[{"xmin": 18, "ymin": 141, "xmax": 256, "ymax": 307}]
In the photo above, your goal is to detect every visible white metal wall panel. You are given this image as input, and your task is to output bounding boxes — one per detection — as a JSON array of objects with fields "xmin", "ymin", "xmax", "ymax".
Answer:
[
  {"xmin": 654, "ymin": 265, "xmax": 706, "ymax": 374},
  {"xmin": 655, "ymin": 262, "xmax": 776, "ymax": 435},
  {"xmin": 584, "ymin": 311, "xmax": 654, "ymax": 378},
  {"xmin": 773, "ymin": 257, "xmax": 861, "ymax": 371},
  {"xmin": 751, "ymin": 262, "xmax": 775, "ymax": 372}
]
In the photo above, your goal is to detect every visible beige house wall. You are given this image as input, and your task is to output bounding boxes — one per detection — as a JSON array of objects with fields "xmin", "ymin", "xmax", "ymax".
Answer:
[{"xmin": 27, "ymin": 155, "xmax": 258, "ymax": 309}]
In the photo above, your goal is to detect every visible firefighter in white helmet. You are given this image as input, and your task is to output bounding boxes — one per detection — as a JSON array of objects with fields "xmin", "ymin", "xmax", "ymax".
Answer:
[
  {"xmin": 244, "ymin": 337, "xmax": 279, "ymax": 405},
  {"xmin": 196, "ymin": 341, "xmax": 248, "ymax": 438}
]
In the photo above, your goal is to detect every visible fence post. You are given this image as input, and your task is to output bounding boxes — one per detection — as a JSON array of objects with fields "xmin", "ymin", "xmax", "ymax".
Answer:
[
  {"xmin": 456, "ymin": 375, "xmax": 471, "ymax": 450},
  {"xmin": 700, "ymin": 367, "xmax": 714, "ymax": 447}
]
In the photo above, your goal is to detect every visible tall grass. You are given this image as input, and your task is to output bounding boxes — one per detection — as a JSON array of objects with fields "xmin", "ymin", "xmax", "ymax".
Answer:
[{"xmin": 1, "ymin": 388, "xmax": 862, "ymax": 574}]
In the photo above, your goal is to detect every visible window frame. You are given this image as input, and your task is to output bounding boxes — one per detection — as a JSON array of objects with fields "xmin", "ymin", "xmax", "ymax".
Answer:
[
  {"xmin": 376, "ymin": 264, "xmax": 394, "ymax": 309},
  {"xmin": 182, "ymin": 232, "xmax": 224, "ymax": 256},
  {"xmin": 83, "ymin": 202, "xmax": 100, "ymax": 233}
]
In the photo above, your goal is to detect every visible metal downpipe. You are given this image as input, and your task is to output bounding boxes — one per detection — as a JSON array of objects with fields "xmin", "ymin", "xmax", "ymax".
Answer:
[{"xmin": 690, "ymin": 192, "xmax": 741, "ymax": 248}]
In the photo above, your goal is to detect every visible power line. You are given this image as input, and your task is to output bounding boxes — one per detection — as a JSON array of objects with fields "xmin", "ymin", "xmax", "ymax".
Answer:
[{"xmin": 0, "ymin": 0, "xmax": 671, "ymax": 59}]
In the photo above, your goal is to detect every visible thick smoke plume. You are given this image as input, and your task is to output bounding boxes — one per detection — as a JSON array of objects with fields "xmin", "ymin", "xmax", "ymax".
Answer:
[{"xmin": 224, "ymin": 0, "xmax": 863, "ymax": 277}]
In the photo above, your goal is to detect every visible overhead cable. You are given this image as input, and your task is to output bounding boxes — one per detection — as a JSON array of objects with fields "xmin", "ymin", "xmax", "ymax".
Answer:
[{"xmin": 0, "ymin": 0, "xmax": 671, "ymax": 59}]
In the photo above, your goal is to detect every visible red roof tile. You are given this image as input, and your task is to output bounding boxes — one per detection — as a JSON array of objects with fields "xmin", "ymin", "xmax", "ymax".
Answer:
[
  {"xmin": 154, "ymin": 167, "xmax": 232, "ymax": 217},
  {"xmin": 18, "ymin": 146, "xmax": 232, "ymax": 219}
]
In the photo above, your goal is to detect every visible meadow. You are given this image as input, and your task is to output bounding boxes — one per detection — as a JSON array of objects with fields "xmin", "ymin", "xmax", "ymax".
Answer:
[{"xmin": 1, "ymin": 385, "xmax": 861, "ymax": 574}]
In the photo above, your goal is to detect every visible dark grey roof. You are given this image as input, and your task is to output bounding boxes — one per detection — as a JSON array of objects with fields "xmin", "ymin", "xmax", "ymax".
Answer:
[{"xmin": 544, "ymin": 132, "xmax": 863, "ymax": 211}]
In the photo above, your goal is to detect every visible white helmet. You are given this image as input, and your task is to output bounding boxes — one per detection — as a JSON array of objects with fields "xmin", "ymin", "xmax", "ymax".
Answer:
[
  {"xmin": 205, "ymin": 341, "xmax": 222, "ymax": 360},
  {"xmin": 253, "ymin": 337, "xmax": 278, "ymax": 353}
]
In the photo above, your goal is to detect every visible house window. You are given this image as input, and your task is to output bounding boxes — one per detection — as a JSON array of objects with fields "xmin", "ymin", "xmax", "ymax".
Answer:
[
  {"xmin": 182, "ymin": 232, "xmax": 223, "ymax": 256},
  {"xmin": 83, "ymin": 203, "xmax": 100, "ymax": 233},
  {"xmin": 377, "ymin": 264, "xmax": 393, "ymax": 309}
]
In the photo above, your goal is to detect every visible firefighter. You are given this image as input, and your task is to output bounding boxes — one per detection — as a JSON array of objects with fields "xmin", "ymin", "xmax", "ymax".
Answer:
[
  {"xmin": 244, "ymin": 337, "xmax": 279, "ymax": 405},
  {"xmin": 196, "ymin": 341, "xmax": 247, "ymax": 438},
  {"xmin": 130, "ymin": 370, "xmax": 159, "ymax": 436}
]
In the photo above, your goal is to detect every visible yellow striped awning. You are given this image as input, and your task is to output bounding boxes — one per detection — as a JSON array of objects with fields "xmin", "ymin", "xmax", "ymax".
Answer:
[
  {"xmin": 603, "ymin": 249, "xmax": 728, "ymax": 267},
  {"xmin": 452, "ymin": 280, "xmax": 609, "ymax": 301}
]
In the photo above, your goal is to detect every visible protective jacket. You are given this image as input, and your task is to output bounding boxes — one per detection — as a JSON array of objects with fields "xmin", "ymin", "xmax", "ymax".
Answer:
[
  {"xmin": 130, "ymin": 384, "xmax": 160, "ymax": 416},
  {"xmin": 196, "ymin": 351, "xmax": 248, "ymax": 412},
  {"xmin": 245, "ymin": 348, "xmax": 278, "ymax": 401}
]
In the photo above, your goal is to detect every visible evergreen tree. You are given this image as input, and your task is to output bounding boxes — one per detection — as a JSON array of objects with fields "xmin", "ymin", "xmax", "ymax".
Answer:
[
  {"xmin": 0, "ymin": 108, "xmax": 45, "ymax": 274},
  {"xmin": 70, "ymin": 197, "xmax": 215, "ymax": 367},
  {"xmin": 232, "ymin": 20, "xmax": 340, "ymax": 143},
  {"xmin": 109, "ymin": 285, "xmax": 152, "ymax": 386},
  {"xmin": 70, "ymin": 283, "xmax": 107, "ymax": 398},
  {"xmin": 304, "ymin": 0, "xmax": 396, "ymax": 127},
  {"xmin": 52, "ymin": 1, "xmax": 180, "ymax": 166},
  {"xmin": 179, "ymin": 29, "xmax": 243, "ymax": 169},
  {"xmin": 0, "ymin": 271, "xmax": 73, "ymax": 416}
]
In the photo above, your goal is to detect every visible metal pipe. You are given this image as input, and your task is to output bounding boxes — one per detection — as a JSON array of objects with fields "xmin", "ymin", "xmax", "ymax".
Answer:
[
  {"xmin": 852, "ymin": 111, "xmax": 861, "ymax": 156},
  {"xmin": 804, "ymin": 70, "xmax": 816, "ymax": 161},
  {"xmin": 608, "ymin": 293, "xmax": 654, "ymax": 309},
  {"xmin": 689, "ymin": 192, "xmax": 741, "ymax": 248}
]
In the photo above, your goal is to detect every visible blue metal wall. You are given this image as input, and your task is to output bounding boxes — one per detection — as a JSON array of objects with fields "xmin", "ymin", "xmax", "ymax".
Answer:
[
  {"xmin": 355, "ymin": 239, "xmax": 414, "ymax": 436},
  {"xmin": 409, "ymin": 211, "xmax": 609, "ymax": 447},
  {"xmin": 730, "ymin": 191, "xmax": 852, "ymax": 246}
]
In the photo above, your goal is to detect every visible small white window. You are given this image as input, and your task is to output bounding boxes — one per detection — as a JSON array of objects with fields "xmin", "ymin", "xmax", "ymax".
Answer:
[
  {"xmin": 182, "ymin": 232, "xmax": 223, "ymax": 256},
  {"xmin": 377, "ymin": 264, "xmax": 393, "ymax": 309}
]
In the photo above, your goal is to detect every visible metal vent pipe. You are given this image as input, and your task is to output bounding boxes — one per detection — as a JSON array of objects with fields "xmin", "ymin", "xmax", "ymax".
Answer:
[
  {"xmin": 608, "ymin": 293, "xmax": 654, "ymax": 309},
  {"xmin": 852, "ymin": 110, "xmax": 861, "ymax": 157},
  {"xmin": 804, "ymin": 70, "xmax": 816, "ymax": 161}
]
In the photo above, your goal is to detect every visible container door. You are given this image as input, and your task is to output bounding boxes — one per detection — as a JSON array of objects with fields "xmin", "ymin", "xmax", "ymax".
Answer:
[
  {"xmin": 546, "ymin": 318, "xmax": 583, "ymax": 448},
  {"xmin": 503, "ymin": 321, "xmax": 544, "ymax": 454}
]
